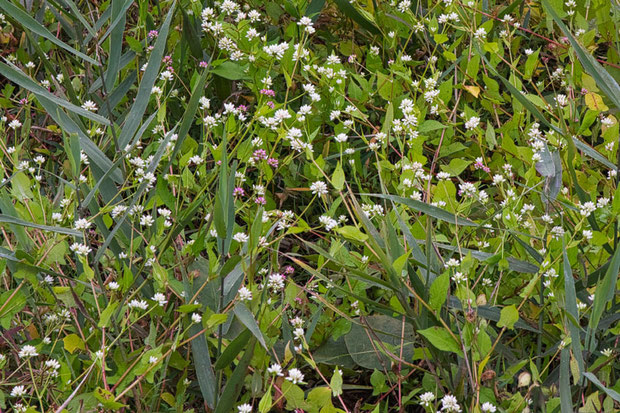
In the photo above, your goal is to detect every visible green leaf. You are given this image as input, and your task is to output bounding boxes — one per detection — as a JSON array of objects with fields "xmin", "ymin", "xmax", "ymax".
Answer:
[
  {"xmin": 335, "ymin": 225, "xmax": 368, "ymax": 242},
  {"xmin": 497, "ymin": 305, "xmax": 519, "ymax": 329},
  {"xmin": 0, "ymin": 0, "xmax": 98, "ymax": 64},
  {"xmin": 98, "ymin": 301, "xmax": 119, "ymax": 328},
  {"xmin": 281, "ymin": 381, "xmax": 308, "ymax": 410},
  {"xmin": 419, "ymin": 120, "xmax": 447, "ymax": 133},
  {"xmin": 344, "ymin": 315, "xmax": 415, "ymax": 369},
  {"xmin": 0, "ymin": 288, "xmax": 26, "ymax": 329},
  {"xmin": 429, "ymin": 272, "xmax": 450, "ymax": 312},
  {"xmin": 330, "ymin": 367, "xmax": 343, "ymax": 397},
  {"xmin": 94, "ymin": 387, "xmax": 126, "ymax": 409},
  {"xmin": 332, "ymin": 162, "xmax": 345, "ymax": 191},
  {"xmin": 63, "ymin": 333, "xmax": 85, "ymax": 354},
  {"xmin": 259, "ymin": 389, "xmax": 273, "ymax": 413},
  {"xmin": 211, "ymin": 61, "xmax": 249, "ymax": 80},
  {"xmin": 418, "ymin": 327, "xmax": 463, "ymax": 355}
]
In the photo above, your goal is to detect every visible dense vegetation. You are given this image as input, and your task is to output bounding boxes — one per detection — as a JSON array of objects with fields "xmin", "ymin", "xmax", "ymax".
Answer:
[{"xmin": 0, "ymin": 0, "xmax": 619, "ymax": 411}]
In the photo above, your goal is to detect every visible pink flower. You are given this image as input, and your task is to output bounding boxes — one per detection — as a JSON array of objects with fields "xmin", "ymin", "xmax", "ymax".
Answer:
[
  {"xmin": 253, "ymin": 149, "xmax": 267, "ymax": 160},
  {"xmin": 233, "ymin": 187, "xmax": 245, "ymax": 196},
  {"xmin": 255, "ymin": 196, "xmax": 266, "ymax": 205},
  {"xmin": 268, "ymin": 158, "xmax": 279, "ymax": 168},
  {"xmin": 199, "ymin": 61, "xmax": 209, "ymax": 68}
]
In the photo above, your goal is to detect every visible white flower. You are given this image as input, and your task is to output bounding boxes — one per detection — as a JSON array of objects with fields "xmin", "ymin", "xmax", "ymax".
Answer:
[
  {"xmin": 582, "ymin": 230, "xmax": 593, "ymax": 240},
  {"xmin": 419, "ymin": 392, "xmax": 435, "ymax": 406},
  {"xmin": 310, "ymin": 181, "xmax": 328, "ymax": 196},
  {"xmin": 441, "ymin": 394, "xmax": 461, "ymax": 412},
  {"xmin": 267, "ymin": 273, "xmax": 285, "ymax": 292},
  {"xmin": 44, "ymin": 275, "xmax": 54, "ymax": 284},
  {"xmin": 8, "ymin": 119, "xmax": 22, "ymax": 129},
  {"xmin": 297, "ymin": 16, "xmax": 315, "ymax": 34},
  {"xmin": 107, "ymin": 281, "xmax": 120, "ymax": 290},
  {"xmin": 140, "ymin": 214, "xmax": 155, "ymax": 227},
  {"xmin": 319, "ymin": 215, "xmax": 338, "ymax": 231},
  {"xmin": 111, "ymin": 205, "xmax": 127, "ymax": 218},
  {"xmin": 397, "ymin": 0, "xmax": 411, "ymax": 12},
  {"xmin": 465, "ymin": 116, "xmax": 480, "ymax": 130},
  {"xmin": 474, "ymin": 27, "xmax": 487, "ymax": 40},
  {"xmin": 481, "ymin": 402, "xmax": 496, "ymax": 412},
  {"xmin": 233, "ymin": 232, "xmax": 249, "ymax": 243},
  {"xmin": 602, "ymin": 348, "xmax": 614, "ymax": 357},
  {"xmin": 188, "ymin": 155, "xmax": 204, "ymax": 166},
  {"xmin": 74, "ymin": 218, "xmax": 91, "ymax": 230},
  {"xmin": 18, "ymin": 345, "xmax": 39, "ymax": 358},
  {"xmin": 152, "ymin": 293, "xmax": 167, "ymax": 306},
  {"xmin": 237, "ymin": 403, "xmax": 252, "ymax": 413},
  {"xmin": 11, "ymin": 385, "xmax": 27, "ymax": 397},
  {"xmin": 45, "ymin": 359, "xmax": 61, "ymax": 370},
  {"xmin": 286, "ymin": 368, "xmax": 305, "ymax": 384},
  {"xmin": 267, "ymin": 363, "xmax": 284, "ymax": 376},
  {"xmin": 452, "ymin": 272, "xmax": 466, "ymax": 284},
  {"xmin": 191, "ymin": 313, "xmax": 202, "ymax": 324},
  {"xmin": 70, "ymin": 242, "xmax": 92, "ymax": 256},
  {"xmin": 490, "ymin": 174, "xmax": 505, "ymax": 185},
  {"xmin": 128, "ymin": 299, "xmax": 149, "ymax": 310},
  {"xmin": 525, "ymin": 48, "xmax": 534, "ymax": 55},
  {"xmin": 293, "ymin": 328, "xmax": 305, "ymax": 341},
  {"xmin": 81, "ymin": 100, "xmax": 98, "ymax": 112},
  {"xmin": 160, "ymin": 70, "xmax": 174, "ymax": 81},
  {"xmin": 578, "ymin": 201, "xmax": 596, "ymax": 217},
  {"xmin": 554, "ymin": 94, "xmax": 568, "ymax": 107},
  {"xmin": 238, "ymin": 286, "xmax": 253, "ymax": 301},
  {"xmin": 445, "ymin": 258, "xmax": 460, "ymax": 268},
  {"xmin": 334, "ymin": 133, "xmax": 348, "ymax": 143}
]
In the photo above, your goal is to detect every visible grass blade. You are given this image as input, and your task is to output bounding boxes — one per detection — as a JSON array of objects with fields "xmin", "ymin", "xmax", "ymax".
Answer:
[
  {"xmin": 480, "ymin": 52, "xmax": 616, "ymax": 171},
  {"xmin": 233, "ymin": 303, "xmax": 268, "ymax": 350},
  {"xmin": 213, "ymin": 338, "xmax": 256, "ymax": 413},
  {"xmin": 117, "ymin": 2, "xmax": 176, "ymax": 148},
  {"xmin": 562, "ymin": 245, "xmax": 584, "ymax": 377},
  {"xmin": 365, "ymin": 193, "xmax": 478, "ymax": 227},
  {"xmin": 582, "ymin": 372, "xmax": 620, "ymax": 402},
  {"xmin": 0, "ymin": 214, "xmax": 81, "ymax": 237},
  {"xmin": 333, "ymin": 0, "xmax": 380, "ymax": 35},
  {"xmin": 542, "ymin": 0, "xmax": 620, "ymax": 110},
  {"xmin": 0, "ymin": 62, "xmax": 111, "ymax": 125},
  {"xmin": 586, "ymin": 246, "xmax": 620, "ymax": 351},
  {"xmin": 93, "ymin": 127, "xmax": 177, "ymax": 264},
  {"xmin": 0, "ymin": 0, "xmax": 98, "ymax": 65},
  {"xmin": 104, "ymin": 0, "xmax": 127, "ymax": 90},
  {"xmin": 559, "ymin": 348, "xmax": 573, "ymax": 412}
]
